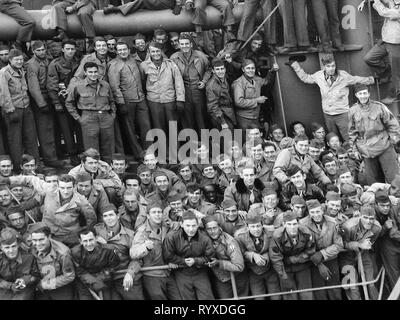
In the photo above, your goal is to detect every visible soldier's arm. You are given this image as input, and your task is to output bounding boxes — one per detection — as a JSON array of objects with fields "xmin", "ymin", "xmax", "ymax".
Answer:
[
  {"xmin": 269, "ymin": 237, "xmax": 287, "ymax": 278},
  {"xmin": 232, "ymin": 81, "xmax": 258, "ymax": 109},
  {"xmin": 26, "ymin": 62, "xmax": 47, "ymax": 108},
  {"xmin": 373, "ymin": 0, "xmax": 400, "ymax": 18},
  {"xmin": 130, "ymin": 229, "xmax": 151, "ymax": 260},
  {"xmin": 193, "ymin": 236, "xmax": 215, "ymax": 266},
  {"xmin": 46, "ymin": 61, "xmax": 63, "ymax": 108},
  {"xmin": 171, "ymin": 61, "xmax": 185, "ymax": 102},
  {"xmin": 320, "ymin": 226, "xmax": 344, "ymax": 260},
  {"xmin": 65, "ymin": 83, "xmax": 80, "ymax": 120},
  {"xmin": 79, "ymin": 198, "xmax": 97, "ymax": 229},
  {"xmin": 107, "ymin": 63, "xmax": 125, "ymax": 105},
  {"xmin": 43, "ymin": 252, "xmax": 75, "ymax": 289},
  {"xmin": 219, "ymin": 238, "xmax": 244, "ymax": 272},
  {"xmin": 381, "ymin": 104, "xmax": 400, "ymax": 143},
  {"xmin": 162, "ymin": 234, "xmax": 186, "ymax": 266},
  {"xmin": 0, "ymin": 71, "xmax": 15, "ymax": 113},
  {"xmin": 290, "ymin": 61, "xmax": 317, "ymax": 84}
]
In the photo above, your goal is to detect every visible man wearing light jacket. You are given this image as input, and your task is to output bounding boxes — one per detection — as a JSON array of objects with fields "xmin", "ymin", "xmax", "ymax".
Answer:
[
  {"xmin": 289, "ymin": 55, "xmax": 374, "ymax": 143},
  {"xmin": 348, "ymin": 84, "xmax": 400, "ymax": 184}
]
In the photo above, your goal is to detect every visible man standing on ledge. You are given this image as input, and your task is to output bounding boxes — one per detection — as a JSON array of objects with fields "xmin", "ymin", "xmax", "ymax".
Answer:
[{"xmin": 349, "ymin": 84, "xmax": 400, "ymax": 185}]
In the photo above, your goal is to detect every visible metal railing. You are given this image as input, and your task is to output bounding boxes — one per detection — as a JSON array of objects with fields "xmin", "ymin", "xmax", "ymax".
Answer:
[
  {"xmin": 226, "ymin": 267, "xmax": 386, "ymax": 300},
  {"xmin": 88, "ymin": 264, "xmax": 387, "ymax": 300}
]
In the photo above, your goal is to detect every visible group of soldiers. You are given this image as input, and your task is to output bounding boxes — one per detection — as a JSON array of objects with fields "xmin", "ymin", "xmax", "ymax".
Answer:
[
  {"xmin": 0, "ymin": 107, "xmax": 399, "ymax": 299},
  {"xmin": 0, "ymin": 0, "xmax": 399, "ymax": 301}
]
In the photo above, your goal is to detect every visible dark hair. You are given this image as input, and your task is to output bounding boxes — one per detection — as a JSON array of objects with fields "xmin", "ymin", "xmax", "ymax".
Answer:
[
  {"xmin": 115, "ymin": 41, "xmax": 128, "ymax": 49},
  {"xmin": 31, "ymin": 225, "xmax": 51, "ymax": 237},
  {"xmin": 112, "ymin": 153, "xmax": 126, "ymax": 162},
  {"xmin": 187, "ymin": 182, "xmax": 201, "ymax": 193},
  {"xmin": 123, "ymin": 173, "xmax": 141, "ymax": 185},
  {"xmin": 79, "ymin": 227, "xmax": 97, "ymax": 238},
  {"xmin": 263, "ymin": 141, "xmax": 277, "ymax": 151},
  {"xmin": 82, "ymin": 148, "xmax": 100, "ymax": 162},
  {"xmin": 93, "ymin": 36, "xmax": 106, "ymax": 46},
  {"xmin": 154, "ymin": 28, "xmax": 167, "ymax": 37},
  {"xmin": 44, "ymin": 169, "xmax": 58, "ymax": 177},
  {"xmin": 289, "ymin": 121, "xmax": 306, "ymax": 137},
  {"xmin": 61, "ymin": 39, "xmax": 76, "ymax": 48},
  {"xmin": 20, "ymin": 154, "xmax": 35, "ymax": 166},
  {"xmin": 321, "ymin": 56, "xmax": 335, "ymax": 65},
  {"xmin": 83, "ymin": 62, "xmax": 98, "ymax": 71},
  {"xmin": 58, "ymin": 174, "xmax": 75, "ymax": 185}
]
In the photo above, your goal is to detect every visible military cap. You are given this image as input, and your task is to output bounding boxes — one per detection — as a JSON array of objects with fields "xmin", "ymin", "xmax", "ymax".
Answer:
[
  {"xmin": 354, "ymin": 84, "xmax": 369, "ymax": 94},
  {"xmin": 147, "ymin": 201, "xmax": 164, "ymax": 212},
  {"xmin": 306, "ymin": 199, "xmax": 321, "ymax": 210},
  {"xmin": 262, "ymin": 188, "xmax": 277, "ymax": 197},
  {"xmin": 282, "ymin": 211, "xmax": 298, "ymax": 223},
  {"xmin": 148, "ymin": 41, "xmax": 163, "ymax": 50},
  {"xmin": 241, "ymin": 59, "xmax": 255, "ymax": 68},
  {"xmin": 75, "ymin": 172, "xmax": 92, "ymax": 183},
  {"xmin": 29, "ymin": 222, "xmax": 51, "ymax": 235},
  {"xmin": 375, "ymin": 189, "xmax": 390, "ymax": 203},
  {"xmin": 137, "ymin": 164, "xmax": 151, "ymax": 175},
  {"xmin": 291, "ymin": 195, "xmax": 306, "ymax": 205},
  {"xmin": 360, "ymin": 205, "xmax": 375, "ymax": 217},
  {"xmin": 341, "ymin": 183, "xmax": 357, "ymax": 197},
  {"xmin": 221, "ymin": 199, "xmax": 237, "ymax": 210},
  {"xmin": 280, "ymin": 137, "xmax": 294, "ymax": 150},
  {"xmin": 181, "ymin": 210, "xmax": 197, "ymax": 221},
  {"xmin": 246, "ymin": 210, "xmax": 262, "ymax": 225},
  {"xmin": 0, "ymin": 227, "xmax": 19, "ymax": 245},
  {"xmin": 202, "ymin": 215, "xmax": 218, "ymax": 226},
  {"xmin": 287, "ymin": 165, "xmax": 302, "ymax": 178},
  {"xmin": 167, "ymin": 191, "xmax": 185, "ymax": 203},
  {"xmin": 100, "ymin": 203, "xmax": 117, "ymax": 215},
  {"xmin": 153, "ymin": 170, "xmax": 169, "ymax": 181},
  {"xmin": 338, "ymin": 166, "xmax": 351, "ymax": 176},
  {"xmin": 326, "ymin": 191, "xmax": 341, "ymax": 201}
]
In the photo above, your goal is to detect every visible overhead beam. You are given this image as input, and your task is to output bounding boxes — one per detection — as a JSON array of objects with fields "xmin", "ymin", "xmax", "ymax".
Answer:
[{"xmin": 0, "ymin": 4, "xmax": 252, "ymax": 40}]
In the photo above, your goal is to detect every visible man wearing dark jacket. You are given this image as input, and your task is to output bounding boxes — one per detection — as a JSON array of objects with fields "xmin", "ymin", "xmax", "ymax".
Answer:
[
  {"xmin": 281, "ymin": 165, "xmax": 325, "ymax": 210},
  {"xmin": 206, "ymin": 58, "xmax": 236, "ymax": 130},
  {"xmin": 163, "ymin": 210, "xmax": 215, "ymax": 300},
  {"xmin": 26, "ymin": 41, "xmax": 64, "ymax": 169},
  {"xmin": 269, "ymin": 211, "xmax": 316, "ymax": 300},
  {"xmin": 71, "ymin": 228, "xmax": 120, "ymax": 300}
]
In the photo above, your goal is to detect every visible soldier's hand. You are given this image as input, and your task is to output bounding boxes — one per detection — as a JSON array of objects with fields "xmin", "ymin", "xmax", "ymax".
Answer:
[
  {"xmin": 39, "ymin": 105, "xmax": 51, "ymax": 113},
  {"xmin": 256, "ymin": 96, "xmax": 268, "ymax": 104},
  {"xmin": 168, "ymin": 263, "xmax": 179, "ymax": 270},
  {"xmin": 176, "ymin": 101, "xmax": 185, "ymax": 114},
  {"xmin": 65, "ymin": 6, "xmax": 74, "ymax": 13},
  {"xmin": 172, "ymin": 4, "xmax": 182, "ymax": 15},
  {"xmin": 145, "ymin": 240, "xmax": 154, "ymax": 250},
  {"xmin": 221, "ymin": 123, "xmax": 229, "ymax": 130},
  {"xmin": 198, "ymin": 81, "xmax": 205, "ymax": 89},
  {"xmin": 92, "ymin": 280, "xmax": 106, "ymax": 292},
  {"xmin": 384, "ymin": 219, "xmax": 393, "ymax": 229},
  {"xmin": 184, "ymin": 258, "xmax": 195, "ymax": 267},
  {"xmin": 271, "ymin": 63, "xmax": 279, "ymax": 72},
  {"xmin": 280, "ymin": 277, "xmax": 294, "ymax": 291},
  {"xmin": 15, "ymin": 278, "xmax": 26, "ymax": 289},
  {"xmin": 117, "ymin": 103, "xmax": 129, "ymax": 115},
  {"xmin": 224, "ymin": 53, "xmax": 232, "ymax": 63},
  {"xmin": 310, "ymin": 251, "xmax": 324, "ymax": 266},
  {"xmin": 123, "ymin": 273, "xmax": 133, "ymax": 291},
  {"xmin": 6, "ymin": 111, "xmax": 19, "ymax": 123},
  {"xmin": 253, "ymin": 253, "xmax": 266, "ymax": 266},
  {"xmin": 54, "ymin": 104, "xmax": 64, "ymax": 113},
  {"xmin": 207, "ymin": 258, "xmax": 220, "ymax": 268},
  {"xmin": 358, "ymin": 0, "xmax": 367, "ymax": 11},
  {"xmin": 317, "ymin": 263, "xmax": 332, "ymax": 281},
  {"xmin": 10, "ymin": 282, "xmax": 21, "ymax": 293},
  {"xmin": 358, "ymin": 238, "xmax": 372, "ymax": 250},
  {"xmin": 238, "ymin": 210, "xmax": 247, "ymax": 220}
]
